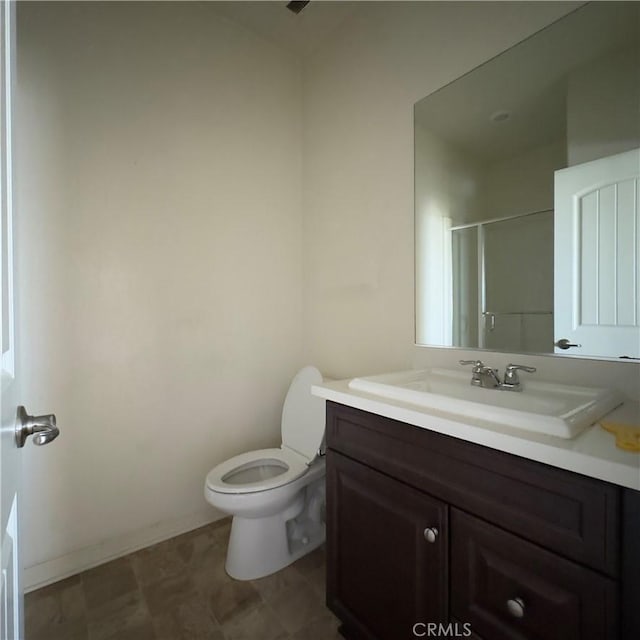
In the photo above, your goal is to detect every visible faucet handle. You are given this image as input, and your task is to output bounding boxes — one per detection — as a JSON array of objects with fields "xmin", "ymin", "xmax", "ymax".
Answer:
[
  {"xmin": 503, "ymin": 363, "xmax": 536, "ymax": 388},
  {"xmin": 459, "ymin": 359, "xmax": 484, "ymax": 370},
  {"xmin": 505, "ymin": 363, "xmax": 536, "ymax": 374},
  {"xmin": 460, "ymin": 359, "xmax": 500, "ymax": 388}
]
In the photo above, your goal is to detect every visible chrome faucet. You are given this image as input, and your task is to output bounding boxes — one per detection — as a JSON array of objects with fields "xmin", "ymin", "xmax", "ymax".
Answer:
[
  {"xmin": 459, "ymin": 360, "xmax": 536, "ymax": 391},
  {"xmin": 459, "ymin": 360, "xmax": 501, "ymax": 389}
]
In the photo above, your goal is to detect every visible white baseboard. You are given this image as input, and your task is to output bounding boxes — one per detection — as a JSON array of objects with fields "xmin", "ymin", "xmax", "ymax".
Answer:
[{"xmin": 24, "ymin": 507, "xmax": 226, "ymax": 592}]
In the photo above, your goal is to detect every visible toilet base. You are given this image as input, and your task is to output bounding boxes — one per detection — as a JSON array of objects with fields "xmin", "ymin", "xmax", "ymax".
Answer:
[{"xmin": 225, "ymin": 512, "xmax": 325, "ymax": 580}]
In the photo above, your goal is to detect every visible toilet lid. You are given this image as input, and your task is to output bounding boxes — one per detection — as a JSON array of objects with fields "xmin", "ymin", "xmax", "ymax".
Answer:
[{"xmin": 280, "ymin": 365, "xmax": 325, "ymax": 462}]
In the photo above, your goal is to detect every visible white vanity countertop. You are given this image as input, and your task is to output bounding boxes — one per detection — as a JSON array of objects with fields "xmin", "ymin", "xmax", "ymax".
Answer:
[{"xmin": 312, "ymin": 379, "xmax": 640, "ymax": 491}]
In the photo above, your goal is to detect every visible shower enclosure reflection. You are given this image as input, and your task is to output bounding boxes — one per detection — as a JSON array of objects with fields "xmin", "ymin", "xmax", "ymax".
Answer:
[{"xmin": 451, "ymin": 210, "xmax": 553, "ymax": 352}]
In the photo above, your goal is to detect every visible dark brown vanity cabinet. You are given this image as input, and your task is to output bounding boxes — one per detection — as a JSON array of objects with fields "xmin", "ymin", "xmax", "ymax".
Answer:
[{"xmin": 325, "ymin": 402, "xmax": 640, "ymax": 640}]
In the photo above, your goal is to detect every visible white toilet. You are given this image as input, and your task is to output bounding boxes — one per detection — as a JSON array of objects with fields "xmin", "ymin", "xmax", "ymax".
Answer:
[{"xmin": 204, "ymin": 365, "xmax": 327, "ymax": 580}]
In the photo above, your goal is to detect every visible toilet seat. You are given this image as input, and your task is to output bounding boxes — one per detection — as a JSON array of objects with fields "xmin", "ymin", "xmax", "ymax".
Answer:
[
  {"xmin": 205, "ymin": 366, "xmax": 325, "ymax": 497},
  {"xmin": 205, "ymin": 447, "xmax": 309, "ymax": 495}
]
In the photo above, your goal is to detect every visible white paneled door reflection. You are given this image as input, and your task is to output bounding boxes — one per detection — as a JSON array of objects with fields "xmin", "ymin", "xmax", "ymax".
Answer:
[{"xmin": 555, "ymin": 148, "xmax": 640, "ymax": 359}]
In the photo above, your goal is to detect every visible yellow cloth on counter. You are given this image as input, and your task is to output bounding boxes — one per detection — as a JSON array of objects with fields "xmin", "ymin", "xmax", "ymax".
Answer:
[{"xmin": 600, "ymin": 421, "xmax": 640, "ymax": 452}]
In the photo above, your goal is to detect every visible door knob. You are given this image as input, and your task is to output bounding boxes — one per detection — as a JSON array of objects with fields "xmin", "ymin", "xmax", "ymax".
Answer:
[
  {"xmin": 555, "ymin": 338, "xmax": 582, "ymax": 350},
  {"xmin": 15, "ymin": 406, "xmax": 60, "ymax": 448}
]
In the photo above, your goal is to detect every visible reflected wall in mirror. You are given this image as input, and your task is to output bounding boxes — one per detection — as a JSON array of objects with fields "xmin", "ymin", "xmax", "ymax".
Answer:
[{"xmin": 414, "ymin": 2, "xmax": 640, "ymax": 360}]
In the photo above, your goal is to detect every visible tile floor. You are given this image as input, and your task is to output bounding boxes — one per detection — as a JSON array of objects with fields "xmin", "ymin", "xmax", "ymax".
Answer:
[{"xmin": 25, "ymin": 518, "xmax": 341, "ymax": 640}]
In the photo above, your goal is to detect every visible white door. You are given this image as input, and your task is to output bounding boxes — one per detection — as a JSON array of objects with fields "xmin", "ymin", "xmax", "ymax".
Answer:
[
  {"xmin": 1, "ymin": 3, "xmax": 59, "ymax": 637},
  {"xmin": 554, "ymin": 148, "xmax": 640, "ymax": 358},
  {"xmin": 1, "ymin": 2, "xmax": 21, "ymax": 636}
]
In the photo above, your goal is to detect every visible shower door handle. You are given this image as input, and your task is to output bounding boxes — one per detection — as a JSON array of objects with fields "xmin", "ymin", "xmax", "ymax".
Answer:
[{"xmin": 483, "ymin": 312, "xmax": 496, "ymax": 332}]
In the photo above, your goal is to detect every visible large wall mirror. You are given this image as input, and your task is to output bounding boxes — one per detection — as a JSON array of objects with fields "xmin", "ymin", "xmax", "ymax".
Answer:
[{"xmin": 414, "ymin": 2, "xmax": 639, "ymax": 361}]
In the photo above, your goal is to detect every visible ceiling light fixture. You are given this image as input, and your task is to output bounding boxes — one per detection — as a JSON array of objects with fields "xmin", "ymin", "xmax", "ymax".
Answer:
[
  {"xmin": 490, "ymin": 110, "xmax": 511, "ymax": 123},
  {"xmin": 286, "ymin": 1, "xmax": 310, "ymax": 14}
]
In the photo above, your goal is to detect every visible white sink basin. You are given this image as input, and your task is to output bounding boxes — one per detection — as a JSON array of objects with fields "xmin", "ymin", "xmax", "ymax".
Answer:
[{"xmin": 348, "ymin": 368, "xmax": 622, "ymax": 439}]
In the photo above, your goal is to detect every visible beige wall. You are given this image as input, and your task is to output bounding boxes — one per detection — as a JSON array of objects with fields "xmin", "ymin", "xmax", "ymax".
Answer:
[
  {"xmin": 415, "ymin": 124, "xmax": 482, "ymax": 345},
  {"xmin": 567, "ymin": 45, "xmax": 640, "ymax": 166},
  {"xmin": 17, "ymin": 2, "xmax": 303, "ymax": 584},
  {"xmin": 481, "ymin": 139, "xmax": 566, "ymax": 220}
]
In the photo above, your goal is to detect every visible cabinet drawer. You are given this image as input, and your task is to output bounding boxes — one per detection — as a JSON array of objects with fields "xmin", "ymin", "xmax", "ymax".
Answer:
[
  {"xmin": 327, "ymin": 402, "xmax": 620, "ymax": 575},
  {"xmin": 451, "ymin": 508, "xmax": 617, "ymax": 640}
]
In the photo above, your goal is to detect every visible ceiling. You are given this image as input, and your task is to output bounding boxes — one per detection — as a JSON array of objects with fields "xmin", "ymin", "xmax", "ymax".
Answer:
[
  {"xmin": 414, "ymin": 2, "xmax": 640, "ymax": 163},
  {"xmin": 208, "ymin": 2, "xmax": 638, "ymax": 160},
  {"xmin": 209, "ymin": 1, "xmax": 362, "ymax": 57}
]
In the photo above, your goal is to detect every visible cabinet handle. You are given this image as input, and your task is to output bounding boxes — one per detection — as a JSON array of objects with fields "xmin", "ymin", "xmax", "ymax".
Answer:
[
  {"xmin": 423, "ymin": 527, "xmax": 438, "ymax": 543},
  {"xmin": 506, "ymin": 597, "xmax": 525, "ymax": 618}
]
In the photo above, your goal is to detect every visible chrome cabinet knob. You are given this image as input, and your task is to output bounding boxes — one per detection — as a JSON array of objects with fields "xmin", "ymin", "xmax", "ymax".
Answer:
[
  {"xmin": 423, "ymin": 527, "xmax": 438, "ymax": 543},
  {"xmin": 506, "ymin": 597, "xmax": 525, "ymax": 618}
]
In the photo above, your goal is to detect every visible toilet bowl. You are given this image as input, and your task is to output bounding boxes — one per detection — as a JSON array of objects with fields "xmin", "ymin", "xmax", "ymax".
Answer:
[{"xmin": 204, "ymin": 365, "xmax": 326, "ymax": 580}]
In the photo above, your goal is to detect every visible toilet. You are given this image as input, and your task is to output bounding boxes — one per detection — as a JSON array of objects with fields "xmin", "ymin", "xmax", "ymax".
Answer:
[{"xmin": 204, "ymin": 365, "xmax": 327, "ymax": 580}]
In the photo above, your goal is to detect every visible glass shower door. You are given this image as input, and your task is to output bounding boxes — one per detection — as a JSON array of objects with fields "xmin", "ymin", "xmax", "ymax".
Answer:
[{"xmin": 482, "ymin": 211, "xmax": 554, "ymax": 353}]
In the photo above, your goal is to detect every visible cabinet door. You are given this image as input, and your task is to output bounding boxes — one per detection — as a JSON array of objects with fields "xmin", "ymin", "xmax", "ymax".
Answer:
[
  {"xmin": 327, "ymin": 451, "xmax": 448, "ymax": 640},
  {"xmin": 451, "ymin": 508, "xmax": 617, "ymax": 640}
]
